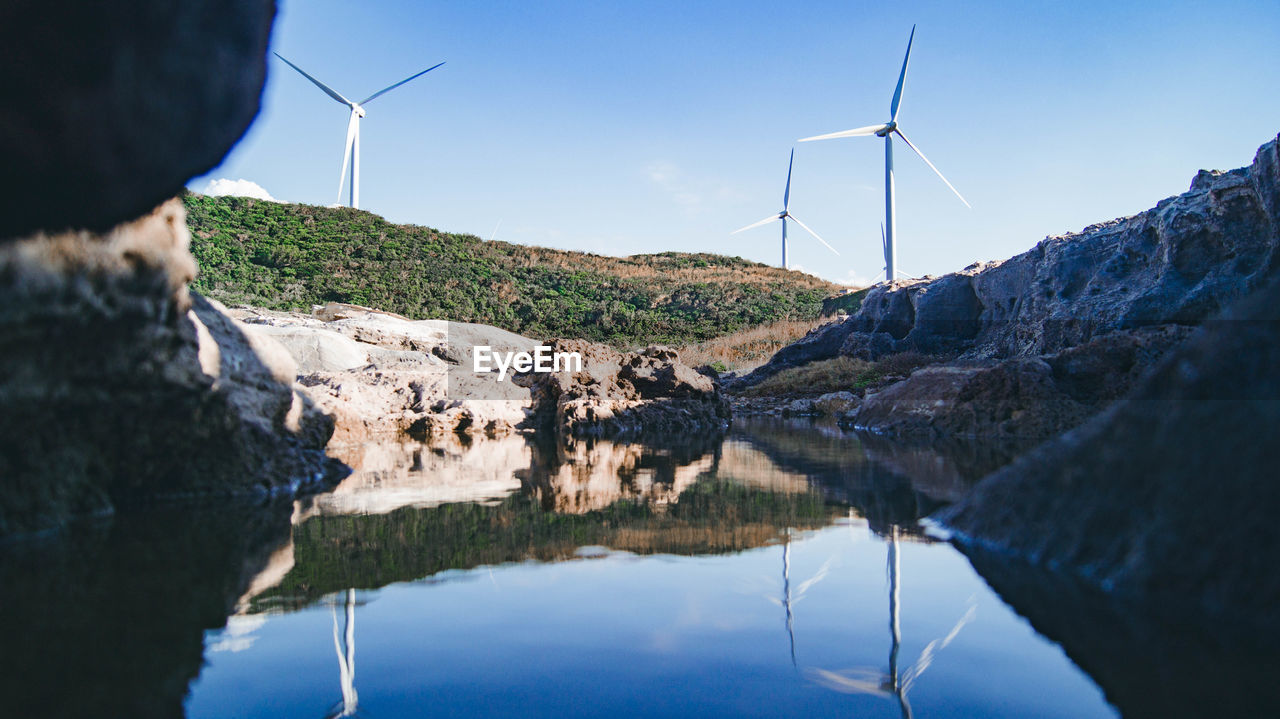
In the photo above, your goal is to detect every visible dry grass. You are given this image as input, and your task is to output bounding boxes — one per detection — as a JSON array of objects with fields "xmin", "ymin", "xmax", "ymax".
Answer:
[
  {"xmin": 674, "ymin": 318, "xmax": 836, "ymax": 373},
  {"xmin": 741, "ymin": 351, "xmax": 936, "ymax": 397}
]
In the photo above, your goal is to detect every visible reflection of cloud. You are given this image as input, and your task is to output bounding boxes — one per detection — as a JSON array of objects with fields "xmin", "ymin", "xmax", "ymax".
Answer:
[
  {"xmin": 208, "ymin": 614, "xmax": 268, "ymax": 653},
  {"xmin": 204, "ymin": 178, "xmax": 276, "ymax": 201}
]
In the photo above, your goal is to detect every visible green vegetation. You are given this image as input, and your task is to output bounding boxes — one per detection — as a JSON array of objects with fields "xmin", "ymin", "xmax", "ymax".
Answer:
[
  {"xmin": 252, "ymin": 479, "xmax": 837, "ymax": 610},
  {"xmin": 184, "ymin": 194, "xmax": 840, "ymax": 345},
  {"xmin": 743, "ymin": 352, "xmax": 935, "ymax": 397}
]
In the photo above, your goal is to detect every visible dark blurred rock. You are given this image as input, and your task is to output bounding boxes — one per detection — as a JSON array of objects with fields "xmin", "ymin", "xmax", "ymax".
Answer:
[
  {"xmin": 0, "ymin": 0, "xmax": 275, "ymax": 239},
  {"xmin": 937, "ymin": 278, "xmax": 1280, "ymax": 622},
  {"xmin": 0, "ymin": 500, "xmax": 295, "ymax": 718}
]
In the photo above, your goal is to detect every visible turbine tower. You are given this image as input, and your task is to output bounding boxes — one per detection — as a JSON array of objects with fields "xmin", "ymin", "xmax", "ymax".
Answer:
[
  {"xmin": 732, "ymin": 149, "xmax": 839, "ymax": 269},
  {"xmin": 799, "ymin": 26, "xmax": 968, "ymax": 282},
  {"xmin": 274, "ymin": 53, "xmax": 445, "ymax": 209}
]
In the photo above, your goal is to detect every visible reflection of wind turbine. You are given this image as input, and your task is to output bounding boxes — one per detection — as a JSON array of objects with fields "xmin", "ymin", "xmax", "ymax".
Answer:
[
  {"xmin": 733, "ymin": 149, "xmax": 839, "ymax": 270},
  {"xmin": 807, "ymin": 525, "xmax": 975, "ymax": 718},
  {"xmin": 769, "ymin": 528, "xmax": 834, "ymax": 668},
  {"xmin": 326, "ymin": 588, "xmax": 359, "ymax": 719},
  {"xmin": 799, "ymin": 26, "xmax": 969, "ymax": 282},
  {"xmin": 274, "ymin": 53, "xmax": 445, "ymax": 209}
]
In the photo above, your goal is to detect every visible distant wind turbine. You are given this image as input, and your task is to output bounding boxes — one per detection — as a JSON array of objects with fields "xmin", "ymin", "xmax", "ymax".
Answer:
[
  {"xmin": 274, "ymin": 52, "xmax": 445, "ymax": 209},
  {"xmin": 733, "ymin": 149, "xmax": 839, "ymax": 270},
  {"xmin": 799, "ymin": 26, "xmax": 969, "ymax": 282}
]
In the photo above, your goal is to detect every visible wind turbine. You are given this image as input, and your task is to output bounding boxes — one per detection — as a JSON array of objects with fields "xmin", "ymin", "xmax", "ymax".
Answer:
[
  {"xmin": 274, "ymin": 53, "xmax": 445, "ymax": 209},
  {"xmin": 799, "ymin": 26, "xmax": 969, "ymax": 282},
  {"xmin": 733, "ymin": 149, "xmax": 839, "ymax": 270}
]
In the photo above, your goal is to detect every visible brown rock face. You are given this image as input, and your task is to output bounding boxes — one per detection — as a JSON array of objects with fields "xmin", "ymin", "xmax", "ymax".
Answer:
[
  {"xmin": 0, "ymin": 1, "xmax": 275, "ymax": 239},
  {"xmin": 0, "ymin": 202, "xmax": 341, "ymax": 537},
  {"xmin": 937, "ymin": 278, "xmax": 1280, "ymax": 628},
  {"xmin": 522, "ymin": 340, "xmax": 730, "ymax": 437},
  {"xmin": 848, "ymin": 325, "xmax": 1193, "ymax": 439}
]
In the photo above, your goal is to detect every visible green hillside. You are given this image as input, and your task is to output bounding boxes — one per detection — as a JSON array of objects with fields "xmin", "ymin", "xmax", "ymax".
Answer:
[{"xmin": 183, "ymin": 194, "xmax": 840, "ymax": 345}]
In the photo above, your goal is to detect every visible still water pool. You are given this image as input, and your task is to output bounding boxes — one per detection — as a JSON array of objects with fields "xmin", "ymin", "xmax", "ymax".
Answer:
[{"xmin": 4, "ymin": 419, "xmax": 1269, "ymax": 718}]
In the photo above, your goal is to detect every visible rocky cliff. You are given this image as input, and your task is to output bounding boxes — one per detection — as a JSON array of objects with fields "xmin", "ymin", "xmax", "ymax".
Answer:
[
  {"xmin": 937, "ymin": 275, "xmax": 1280, "ymax": 630},
  {"xmin": 741, "ymin": 135, "xmax": 1280, "ymax": 381}
]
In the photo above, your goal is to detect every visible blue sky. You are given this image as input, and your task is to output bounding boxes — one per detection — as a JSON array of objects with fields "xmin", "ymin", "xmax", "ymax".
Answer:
[{"xmin": 194, "ymin": 0, "xmax": 1280, "ymax": 285}]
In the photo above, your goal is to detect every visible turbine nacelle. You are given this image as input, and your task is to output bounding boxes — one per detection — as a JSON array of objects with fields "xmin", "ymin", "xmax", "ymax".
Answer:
[
  {"xmin": 351, "ymin": 103, "xmax": 366, "ymax": 118},
  {"xmin": 875, "ymin": 121, "xmax": 897, "ymax": 137}
]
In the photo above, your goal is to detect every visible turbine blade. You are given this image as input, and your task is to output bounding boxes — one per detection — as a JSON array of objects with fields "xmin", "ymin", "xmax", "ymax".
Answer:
[
  {"xmin": 337, "ymin": 111, "xmax": 358, "ymax": 204},
  {"xmin": 798, "ymin": 124, "xmax": 889, "ymax": 142},
  {"xmin": 890, "ymin": 26, "xmax": 916, "ymax": 121},
  {"xmin": 273, "ymin": 52, "xmax": 351, "ymax": 105},
  {"xmin": 787, "ymin": 214, "xmax": 839, "ymax": 255},
  {"xmin": 732, "ymin": 214, "xmax": 782, "ymax": 234},
  {"xmin": 360, "ymin": 61, "xmax": 446, "ymax": 105},
  {"xmin": 894, "ymin": 129, "xmax": 971, "ymax": 207},
  {"xmin": 784, "ymin": 148, "xmax": 794, "ymax": 210}
]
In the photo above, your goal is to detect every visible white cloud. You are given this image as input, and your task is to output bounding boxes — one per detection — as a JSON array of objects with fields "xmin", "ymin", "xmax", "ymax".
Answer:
[
  {"xmin": 204, "ymin": 178, "xmax": 277, "ymax": 202},
  {"xmin": 644, "ymin": 161, "xmax": 744, "ymax": 216}
]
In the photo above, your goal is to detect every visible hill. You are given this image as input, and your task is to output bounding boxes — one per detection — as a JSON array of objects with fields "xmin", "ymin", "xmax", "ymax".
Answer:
[{"xmin": 183, "ymin": 193, "xmax": 842, "ymax": 345}]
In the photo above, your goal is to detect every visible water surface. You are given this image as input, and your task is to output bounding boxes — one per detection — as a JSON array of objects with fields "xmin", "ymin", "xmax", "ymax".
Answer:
[{"xmin": 3, "ymin": 419, "xmax": 1273, "ymax": 718}]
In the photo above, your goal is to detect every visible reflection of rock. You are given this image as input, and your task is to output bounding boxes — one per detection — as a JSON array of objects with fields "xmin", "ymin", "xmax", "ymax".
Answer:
[
  {"xmin": 0, "ymin": 202, "xmax": 341, "ymax": 536},
  {"xmin": 0, "ymin": 501, "xmax": 295, "ymax": 718},
  {"xmin": 520, "ymin": 438, "xmax": 716, "ymax": 514},
  {"xmin": 294, "ymin": 434, "xmax": 530, "ymax": 520},
  {"xmin": 730, "ymin": 418, "xmax": 1031, "ymax": 537},
  {"xmin": 962, "ymin": 547, "xmax": 1280, "ymax": 718},
  {"xmin": 236, "ymin": 430, "xmax": 833, "ymax": 612},
  {"xmin": 0, "ymin": 1, "xmax": 274, "ymax": 239},
  {"xmin": 524, "ymin": 340, "xmax": 731, "ymax": 437}
]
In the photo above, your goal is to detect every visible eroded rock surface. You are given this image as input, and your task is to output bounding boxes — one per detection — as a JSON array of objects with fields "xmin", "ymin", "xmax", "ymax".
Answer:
[
  {"xmin": 522, "ymin": 340, "xmax": 731, "ymax": 437},
  {"xmin": 848, "ymin": 325, "xmax": 1193, "ymax": 438},
  {"xmin": 0, "ymin": 201, "xmax": 340, "ymax": 536}
]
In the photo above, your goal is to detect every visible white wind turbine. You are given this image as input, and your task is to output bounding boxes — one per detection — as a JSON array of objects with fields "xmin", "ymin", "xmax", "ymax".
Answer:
[
  {"xmin": 274, "ymin": 53, "xmax": 445, "ymax": 209},
  {"xmin": 799, "ymin": 26, "xmax": 969, "ymax": 282},
  {"xmin": 733, "ymin": 148, "xmax": 839, "ymax": 269}
]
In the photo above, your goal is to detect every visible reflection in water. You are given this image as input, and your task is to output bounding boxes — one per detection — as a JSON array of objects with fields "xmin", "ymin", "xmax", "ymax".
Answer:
[
  {"xmin": 2, "ymin": 419, "xmax": 1275, "ymax": 718},
  {"xmin": 772, "ymin": 528, "xmax": 834, "ymax": 668},
  {"xmin": 807, "ymin": 525, "xmax": 975, "ymax": 718},
  {"xmin": 327, "ymin": 588, "xmax": 358, "ymax": 719}
]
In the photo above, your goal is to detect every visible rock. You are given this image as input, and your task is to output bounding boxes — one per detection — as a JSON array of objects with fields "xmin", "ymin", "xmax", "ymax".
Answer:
[
  {"xmin": 813, "ymin": 390, "xmax": 860, "ymax": 417},
  {"xmin": 248, "ymin": 324, "xmax": 374, "ymax": 373},
  {"xmin": 847, "ymin": 326, "xmax": 1193, "ymax": 438},
  {"xmin": 523, "ymin": 340, "xmax": 731, "ymax": 437},
  {"xmin": 0, "ymin": 201, "xmax": 342, "ymax": 536},
  {"xmin": 0, "ymin": 1, "xmax": 276, "ymax": 239},
  {"xmin": 936, "ymin": 278, "xmax": 1280, "ymax": 627},
  {"xmin": 740, "ymin": 135, "xmax": 1280, "ymax": 388}
]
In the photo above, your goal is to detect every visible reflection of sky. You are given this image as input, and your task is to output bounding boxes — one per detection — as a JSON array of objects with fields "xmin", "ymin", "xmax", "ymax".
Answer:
[{"xmin": 189, "ymin": 523, "xmax": 1115, "ymax": 719}]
